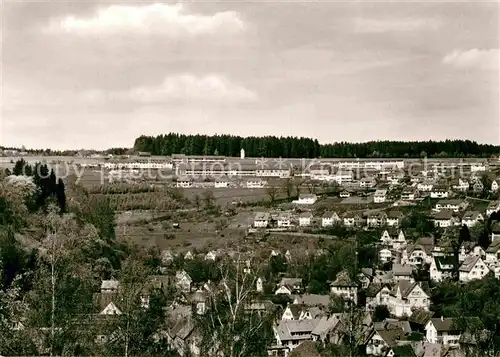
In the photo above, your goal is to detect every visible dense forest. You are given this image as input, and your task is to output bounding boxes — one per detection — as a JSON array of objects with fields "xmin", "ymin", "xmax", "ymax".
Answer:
[{"xmin": 134, "ymin": 133, "xmax": 500, "ymax": 158}]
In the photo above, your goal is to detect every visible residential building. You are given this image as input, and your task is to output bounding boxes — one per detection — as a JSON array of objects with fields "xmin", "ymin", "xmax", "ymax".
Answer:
[
  {"xmin": 293, "ymin": 194, "xmax": 318, "ymax": 205},
  {"xmin": 430, "ymin": 187, "xmax": 449, "ymax": 199},
  {"xmin": 392, "ymin": 264, "xmax": 413, "ymax": 282},
  {"xmin": 491, "ymin": 179, "xmax": 500, "ymax": 192},
  {"xmin": 299, "ymin": 212, "xmax": 313, "ymax": 227},
  {"xmin": 322, "ymin": 212, "xmax": 340, "ymax": 227},
  {"xmin": 374, "ymin": 189, "xmax": 388, "ymax": 203},
  {"xmin": 432, "ymin": 211, "xmax": 461, "ymax": 228},
  {"xmin": 491, "ymin": 222, "xmax": 500, "ymax": 242},
  {"xmin": 214, "ymin": 180, "xmax": 229, "ymax": 188},
  {"xmin": 101, "ymin": 279, "xmax": 120, "ymax": 294},
  {"xmin": 343, "ymin": 212, "xmax": 364, "ymax": 227},
  {"xmin": 452, "ymin": 178, "xmax": 470, "ymax": 192},
  {"xmin": 417, "ymin": 181, "xmax": 434, "ymax": 192},
  {"xmin": 253, "ymin": 212, "xmax": 270, "ymax": 228},
  {"xmin": 379, "ymin": 248, "xmax": 393, "ymax": 264},
  {"xmin": 246, "ymin": 179, "xmax": 267, "ymax": 188},
  {"xmin": 458, "ymin": 256, "xmax": 489, "ymax": 282},
  {"xmin": 204, "ymin": 251, "xmax": 217, "ymax": 261},
  {"xmin": 277, "ymin": 213, "xmax": 293, "ymax": 228},
  {"xmin": 360, "ymin": 177, "xmax": 377, "ymax": 188},
  {"xmin": 485, "ymin": 240, "xmax": 500, "ymax": 266},
  {"xmin": 175, "ymin": 271, "xmax": 192, "ymax": 293},
  {"xmin": 275, "ymin": 278, "xmax": 303, "ymax": 295},
  {"xmin": 339, "ymin": 190, "xmax": 351, "ymax": 198},
  {"xmin": 367, "ymin": 212, "xmax": 387, "ymax": 228},
  {"xmin": 274, "ymin": 319, "xmax": 321, "ymax": 353},
  {"xmin": 256, "ymin": 277, "xmax": 264, "ymax": 293},
  {"xmin": 425, "ymin": 317, "xmax": 462, "ymax": 346},
  {"xmin": 365, "ymin": 284, "xmax": 391, "ymax": 311},
  {"xmin": 387, "ymin": 281, "xmax": 430, "ymax": 317},
  {"xmin": 401, "ymin": 188, "xmax": 418, "ymax": 201},
  {"xmin": 366, "ymin": 325, "xmax": 407, "ymax": 356},
  {"xmin": 403, "ymin": 237, "xmax": 434, "ymax": 266},
  {"xmin": 330, "ymin": 271, "xmax": 358, "ymax": 305},
  {"xmin": 433, "ymin": 200, "xmax": 468, "ymax": 213},
  {"xmin": 486, "ymin": 201, "xmax": 500, "ymax": 216},
  {"xmin": 429, "ymin": 257, "xmax": 455, "ymax": 282},
  {"xmin": 176, "ymin": 179, "xmax": 193, "ymax": 188},
  {"xmin": 461, "ymin": 211, "xmax": 484, "ymax": 228},
  {"xmin": 386, "ymin": 211, "xmax": 404, "ymax": 227},
  {"xmin": 459, "ymin": 242, "xmax": 485, "ymax": 263}
]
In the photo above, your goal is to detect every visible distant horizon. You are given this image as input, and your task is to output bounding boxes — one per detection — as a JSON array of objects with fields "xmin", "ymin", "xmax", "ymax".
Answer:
[{"xmin": 2, "ymin": 134, "xmax": 500, "ymax": 153}]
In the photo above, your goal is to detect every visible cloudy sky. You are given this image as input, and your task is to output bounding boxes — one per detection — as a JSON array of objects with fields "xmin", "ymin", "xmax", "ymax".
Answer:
[{"xmin": 1, "ymin": 1, "xmax": 499, "ymax": 150}]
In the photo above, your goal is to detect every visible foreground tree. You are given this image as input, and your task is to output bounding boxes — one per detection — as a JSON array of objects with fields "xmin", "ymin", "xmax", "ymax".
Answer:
[{"xmin": 197, "ymin": 257, "xmax": 274, "ymax": 357}]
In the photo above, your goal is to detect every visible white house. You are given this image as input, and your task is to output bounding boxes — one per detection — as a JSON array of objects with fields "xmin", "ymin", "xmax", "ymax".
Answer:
[
  {"xmin": 274, "ymin": 319, "xmax": 321, "ymax": 354},
  {"xmin": 432, "ymin": 211, "xmax": 461, "ymax": 228},
  {"xmin": 487, "ymin": 201, "xmax": 500, "ymax": 216},
  {"xmin": 459, "ymin": 243, "xmax": 485, "ymax": 263},
  {"xmin": 430, "ymin": 187, "xmax": 449, "ymax": 199},
  {"xmin": 374, "ymin": 189, "xmax": 388, "ymax": 203},
  {"xmin": 452, "ymin": 178, "xmax": 470, "ymax": 192},
  {"xmin": 256, "ymin": 277, "xmax": 264, "ymax": 293},
  {"xmin": 293, "ymin": 194, "xmax": 318, "ymax": 205},
  {"xmin": 392, "ymin": 264, "xmax": 414, "ymax": 282},
  {"xmin": 425, "ymin": 317, "xmax": 462, "ymax": 346},
  {"xmin": 100, "ymin": 301, "xmax": 122, "ymax": 315},
  {"xmin": 101, "ymin": 279, "xmax": 120, "ymax": 294},
  {"xmin": 343, "ymin": 212, "xmax": 364, "ymax": 227},
  {"xmin": 461, "ymin": 211, "xmax": 484, "ymax": 228},
  {"xmin": 275, "ymin": 278, "xmax": 302, "ymax": 295},
  {"xmin": 404, "ymin": 237, "xmax": 434, "ymax": 266},
  {"xmin": 277, "ymin": 213, "xmax": 293, "ymax": 228},
  {"xmin": 417, "ymin": 181, "xmax": 434, "ymax": 192},
  {"xmin": 176, "ymin": 179, "xmax": 193, "ymax": 188},
  {"xmin": 379, "ymin": 248, "xmax": 392, "ymax": 264},
  {"xmin": 365, "ymin": 284, "xmax": 391, "ymax": 311},
  {"xmin": 246, "ymin": 179, "xmax": 267, "ymax": 188},
  {"xmin": 360, "ymin": 177, "xmax": 377, "ymax": 188},
  {"xmin": 459, "ymin": 256, "xmax": 489, "ymax": 282},
  {"xmin": 175, "ymin": 270, "xmax": 193, "ymax": 293},
  {"xmin": 387, "ymin": 281, "xmax": 430, "ymax": 318},
  {"xmin": 492, "ymin": 180, "xmax": 500, "ymax": 192},
  {"xmin": 322, "ymin": 212, "xmax": 340, "ymax": 227},
  {"xmin": 366, "ymin": 325, "xmax": 406, "ymax": 356},
  {"xmin": 253, "ymin": 212, "xmax": 270, "ymax": 228},
  {"xmin": 381, "ymin": 230, "xmax": 407, "ymax": 251},
  {"xmin": 339, "ymin": 190, "xmax": 351, "ymax": 198},
  {"xmin": 386, "ymin": 211, "xmax": 404, "ymax": 227},
  {"xmin": 367, "ymin": 212, "xmax": 387, "ymax": 228},
  {"xmin": 433, "ymin": 200, "xmax": 468, "ymax": 213},
  {"xmin": 299, "ymin": 212, "xmax": 313, "ymax": 227},
  {"xmin": 214, "ymin": 180, "xmax": 229, "ymax": 188},
  {"xmin": 330, "ymin": 271, "xmax": 358, "ymax": 305},
  {"xmin": 485, "ymin": 240, "xmax": 500, "ymax": 266},
  {"xmin": 380, "ymin": 230, "xmax": 393, "ymax": 246},
  {"xmin": 429, "ymin": 257, "xmax": 455, "ymax": 283},
  {"xmin": 205, "ymin": 251, "xmax": 217, "ymax": 261},
  {"xmin": 401, "ymin": 188, "xmax": 418, "ymax": 201}
]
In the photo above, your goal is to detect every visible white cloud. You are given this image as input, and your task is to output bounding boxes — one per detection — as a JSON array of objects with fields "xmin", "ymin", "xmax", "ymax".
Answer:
[
  {"xmin": 84, "ymin": 74, "xmax": 257, "ymax": 104},
  {"xmin": 443, "ymin": 49, "xmax": 499, "ymax": 70},
  {"xmin": 45, "ymin": 3, "xmax": 244, "ymax": 36},
  {"xmin": 354, "ymin": 18, "xmax": 441, "ymax": 33}
]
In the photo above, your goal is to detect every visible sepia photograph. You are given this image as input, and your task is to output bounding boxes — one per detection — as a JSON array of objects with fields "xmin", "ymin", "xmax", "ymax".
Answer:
[{"xmin": 0, "ymin": 0, "xmax": 499, "ymax": 356}]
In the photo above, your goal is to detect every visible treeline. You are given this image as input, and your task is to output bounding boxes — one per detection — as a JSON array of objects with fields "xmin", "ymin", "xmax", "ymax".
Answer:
[
  {"xmin": 134, "ymin": 133, "xmax": 500, "ymax": 158},
  {"xmin": 10, "ymin": 159, "xmax": 66, "ymax": 212},
  {"xmin": 1, "ymin": 146, "xmax": 131, "ymax": 157}
]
